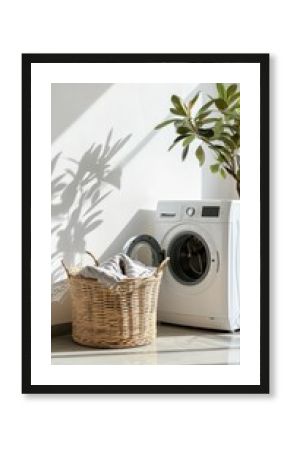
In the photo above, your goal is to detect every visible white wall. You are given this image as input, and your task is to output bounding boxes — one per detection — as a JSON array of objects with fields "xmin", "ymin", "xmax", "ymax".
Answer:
[{"xmin": 51, "ymin": 83, "xmax": 237, "ymax": 324}]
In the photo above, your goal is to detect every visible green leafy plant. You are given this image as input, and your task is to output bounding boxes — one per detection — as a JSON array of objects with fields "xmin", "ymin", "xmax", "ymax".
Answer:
[{"xmin": 155, "ymin": 83, "xmax": 240, "ymax": 196}]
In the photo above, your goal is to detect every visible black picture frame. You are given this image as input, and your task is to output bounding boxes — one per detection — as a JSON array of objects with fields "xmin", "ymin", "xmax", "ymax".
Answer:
[{"xmin": 22, "ymin": 53, "xmax": 269, "ymax": 394}]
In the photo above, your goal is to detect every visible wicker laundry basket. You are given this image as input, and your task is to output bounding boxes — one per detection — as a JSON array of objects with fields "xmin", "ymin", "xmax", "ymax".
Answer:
[{"xmin": 62, "ymin": 252, "xmax": 169, "ymax": 348}]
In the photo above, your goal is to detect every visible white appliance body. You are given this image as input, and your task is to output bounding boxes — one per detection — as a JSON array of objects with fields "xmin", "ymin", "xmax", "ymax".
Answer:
[{"xmin": 155, "ymin": 200, "xmax": 240, "ymax": 331}]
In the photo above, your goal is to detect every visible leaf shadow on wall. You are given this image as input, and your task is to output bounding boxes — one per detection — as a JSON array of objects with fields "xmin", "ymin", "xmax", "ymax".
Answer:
[{"xmin": 51, "ymin": 129, "xmax": 132, "ymax": 284}]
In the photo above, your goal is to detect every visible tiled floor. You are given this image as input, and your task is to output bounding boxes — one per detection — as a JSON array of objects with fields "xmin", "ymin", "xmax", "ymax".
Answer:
[{"xmin": 51, "ymin": 323, "xmax": 240, "ymax": 365}]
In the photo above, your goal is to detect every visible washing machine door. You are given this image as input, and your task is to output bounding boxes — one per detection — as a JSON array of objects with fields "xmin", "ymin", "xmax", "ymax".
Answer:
[
  {"xmin": 162, "ymin": 223, "xmax": 219, "ymax": 292},
  {"xmin": 123, "ymin": 234, "xmax": 164, "ymax": 267},
  {"xmin": 168, "ymin": 232, "xmax": 211, "ymax": 285}
]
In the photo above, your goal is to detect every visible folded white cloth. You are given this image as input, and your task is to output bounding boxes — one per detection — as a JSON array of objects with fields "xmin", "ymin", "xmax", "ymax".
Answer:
[{"xmin": 77, "ymin": 253, "xmax": 155, "ymax": 288}]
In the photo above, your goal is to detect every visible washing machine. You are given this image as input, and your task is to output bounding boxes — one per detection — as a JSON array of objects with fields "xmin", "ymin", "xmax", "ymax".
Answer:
[{"xmin": 124, "ymin": 200, "xmax": 240, "ymax": 331}]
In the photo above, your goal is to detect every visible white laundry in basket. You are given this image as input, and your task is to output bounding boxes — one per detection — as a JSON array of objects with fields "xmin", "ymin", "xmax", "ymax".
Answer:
[{"xmin": 78, "ymin": 253, "xmax": 155, "ymax": 288}]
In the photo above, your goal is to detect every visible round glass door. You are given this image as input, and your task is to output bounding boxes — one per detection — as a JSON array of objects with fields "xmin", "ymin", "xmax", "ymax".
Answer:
[
  {"xmin": 123, "ymin": 234, "xmax": 163, "ymax": 267},
  {"xmin": 168, "ymin": 232, "xmax": 211, "ymax": 285}
]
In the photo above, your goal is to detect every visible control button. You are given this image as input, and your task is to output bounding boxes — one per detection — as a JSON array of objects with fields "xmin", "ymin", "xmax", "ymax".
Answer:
[{"xmin": 186, "ymin": 207, "xmax": 195, "ymax": 217}]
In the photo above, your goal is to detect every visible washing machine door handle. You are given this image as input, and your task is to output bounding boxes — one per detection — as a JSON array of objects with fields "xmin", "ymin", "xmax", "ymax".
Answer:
[
  {"xmin": 123, "ymin": 234, "xmax": 164, "ymax": 267},
  {"xmin": 216, "ymin": 250, "xmax": 220, "ymax": 273}
]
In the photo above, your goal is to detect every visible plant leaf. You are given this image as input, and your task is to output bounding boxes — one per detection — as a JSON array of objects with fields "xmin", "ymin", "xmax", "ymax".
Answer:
[
  {"xmin": 182, "ymin": 145, "xmax": 189, "ymax": 161},
  {"xmin": 188, "ymin": 92, "xmax": 200, "ymax": 112},
  {"xmin": 196, "ymin": 110, "xmax": 212, "ymax": 121},
  {"xmin": 228, "ymin": 91, "xmax": 240, "ymax": 105},
  {"xmin": 227, "ymin": 84, "xmax": 237, "ymax": 98},
  {"xmin": 171, "ymin": 95, "xmax": 187, "ymax": 115},
  {"xmin": 208, "ymin": 144, "xmax": 225, "ymax": 151},
  {"xmin": 229, "ymin": 100, "xmax": 240, "ymax": 110},
  {"xmin": 173, "ymin": 119, "xmax": 187, "ymax": 129},
  {"xmin": 198, "ymin": 99, "xmax": 215, "ymax": 115},
  {"xmin": 198, "ymin": 117, "xmax": 219, "ymax": 126},
  {"xmin": 154, "ymin": 119, "xmax": 177, "ymax": 130},
  {"xmin": 171, "ymin": 94, "xmax": 183, "ymax": 108},
  {"xmin": 216, "ymin": 83, "xmax": 226, "ymax": 99},
  {"xmin": 168, "ymin": 135, "xmax": 187, "ymax": 151},
  {"xmin": 217, "ymin": 154, "xmax": 227, "ymax": 163},
  {"xmin": 198, "ymin": 128, "xmax": 214, "ymax": 138},
  {"xmin": 176, "ymin": 126, "xmax": 191, "ymax": 135},
  {"xmin": 210, "ymin": 163, "xmax": 220, "ymax": 173},
  {"xmin": 220, "ymin": 167, "xmax": 227, "ymax": 179},
  {"xmin": 195, "ymin": 145, "xmax": 205, "ymax": 166},
  {"xmin": 219, "ymin": 134, "xmax": 236, "ymax": 150},
  {"xmin": 213, "ymin": 119, "xmax": 223, "ymax": 138},
  {"xmin": 215, "ymin": 98, "xmax": 228, "ymax": 110},
  {"xmin": 182, "ymin": 135, "xmax": 195, "ymax": 146},
  {"xmin": 170, "ymin": 107, "xmax": 186, "ymax": 117}
]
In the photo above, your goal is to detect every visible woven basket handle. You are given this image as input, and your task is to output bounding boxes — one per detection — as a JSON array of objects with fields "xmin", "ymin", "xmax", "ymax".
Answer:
[
  {"xmin": 61, "ymin": 250, "xmax": 99, "ymax": 279},
  {"xmin": 61, "ymin": 260, "xmax": 71, "ymax": 278},
  {"xmin": 155, "ymin": 257, "xmax": 170, "ymax": 276},
  {"xmin": 85, "ymin": 250, "xmax": 99, "ymax": 266}
]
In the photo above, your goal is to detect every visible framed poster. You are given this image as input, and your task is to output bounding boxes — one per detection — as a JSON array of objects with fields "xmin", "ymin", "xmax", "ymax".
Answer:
[{"xmin": 22, "ymin": 53, "xmax": 269, "ymax": 394}]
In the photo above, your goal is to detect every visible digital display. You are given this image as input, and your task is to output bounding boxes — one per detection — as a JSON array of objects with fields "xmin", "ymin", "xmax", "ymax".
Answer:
[{"xmin": 202, "ymin": 206, "xmax": 220, "ymax": 217}]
